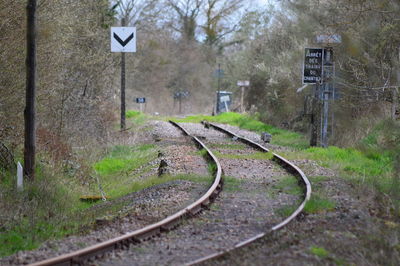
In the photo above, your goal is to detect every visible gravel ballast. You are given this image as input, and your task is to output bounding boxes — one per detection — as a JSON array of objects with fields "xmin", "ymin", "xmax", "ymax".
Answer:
[
  {"xmin": 0, "ymin": 121, "xmax": 211, "ymax": 265},
  {"xmin": 98, "ymin": 122, "xmax": 303, "ymax": 265}
]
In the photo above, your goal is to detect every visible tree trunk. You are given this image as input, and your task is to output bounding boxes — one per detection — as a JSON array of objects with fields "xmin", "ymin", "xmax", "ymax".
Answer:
[{"xmin": 24, "ymin": 0, "xmax": 37, "ymax": 180}]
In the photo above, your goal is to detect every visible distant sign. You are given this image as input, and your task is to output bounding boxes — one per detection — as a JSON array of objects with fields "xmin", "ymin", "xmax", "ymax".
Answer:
[
  {"xmin": 303, "ymin": 48, "xmax": 323, "ymax": 84},
  {"xmin": 237, "ymin": 80, "xmax": 250, "ymax": 87},
  {"xmin": 174, "ymin": 91, "xmax": 190, "ymax": 99},
  {"xmin": 136, "ymin": 97, "xmax": 146, "ymax": 103},
  {"xmin": 111, "ymin": 27, "xmax": 136, "ymax": 53},
  {"xmin": 214, "ymin": 69, "xmax": 224, "ymax": 78},
  {"xmin": 316, "ymin": 34, "xmax": 342, "ymax": 44},
  {"xmin": 220, "ymin": 95, "xmax": 230, "ymax": 103}
]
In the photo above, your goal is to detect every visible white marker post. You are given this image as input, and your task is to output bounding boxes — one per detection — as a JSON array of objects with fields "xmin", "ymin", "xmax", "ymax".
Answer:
[{"xmin": 17, "ymin": 162, "xmax": 23, "ymax": 191}]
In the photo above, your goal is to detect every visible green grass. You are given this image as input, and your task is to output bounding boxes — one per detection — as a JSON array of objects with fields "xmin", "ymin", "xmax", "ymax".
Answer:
[
  {"xmin": 126, "ymin": 110, "xmax": 148, "ymax": 126},
  {"xmin": 0, "ymin": 166, "xmax": 85, "ymax": 257},
  {"xmin": 282, "ymin": 145, "xmax": 393, "ymax": 194},
  {"xmin": 94, "ymin": 144, "xmax": 156, "ymax": 176},
  {"xmin": 273, "ymin": 176, "xmax": 303, "ymax": 196},
  {"xmin": 276, "ymin": 204, "xmax": 298, "ymax": 217},
  {"xmin": 194, "ymin": 148, "xmax": 209, "ymax": 157},
  {"xmin": 92, "ymin": 144, "xmax": 158, "ymax": 199},
  {"xmin": 304, "ymin": 146, "xmax": 391, "ymax": 177},
  {"xmin": 223, "ymin": 176, "xmax": 243, "ymax": 192},
  {"xmin": 170, "ymin": 112, "xmax": 308, "ymax": 149},
  {"xmin": 309, "ymin": 245, "xmax": 345, "ymax": 264},
  {"xmin": 304, "ymin": 194, "xmax": 336, "ymax": 214},
  {"xmin": 310, "ymin": 246, "xmax": 329, "ymax": 258},
  {"xmin": 126, "ymin": 110, "xmax": 141, "ymax": 118},
  {"xmin": 309, "ymin": 176, "xmax": 329, "ymax": 184},
  {"xmin": 207, "ymin": 162, "xmax": 218, "ymax": 175},
  {"xmin": 1, "ymin": 143, "xmax": 160, "ymax": 257},
  {"xmin": 0, "ymin": 147, "xmax": 213, "ymax": 258}
]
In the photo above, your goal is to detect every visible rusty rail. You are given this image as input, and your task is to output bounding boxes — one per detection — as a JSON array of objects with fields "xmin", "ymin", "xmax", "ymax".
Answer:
[
  {"xmin": 186, "ymin": 122, "xmax": 312, "ymax": 265},
  {"xmin": 30, "ymin": 121, "xmax": 222, "ymax": 266}
]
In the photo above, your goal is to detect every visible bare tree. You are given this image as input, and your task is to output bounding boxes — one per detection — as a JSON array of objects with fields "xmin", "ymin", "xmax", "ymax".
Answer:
[
  {"xmin": 166, "ymin": 0, "xmax": 203, "ymax": 41},
  {"xmin": 112, "ymin": 0, "xmax": 160, "ymax": 25},
  {"xmin": 25, "ymin": 0, "xmax": 37, "ymax": 180},
  {"xmin": 202, "ymin": 0, "xmax": 244, "ymax": 46}
]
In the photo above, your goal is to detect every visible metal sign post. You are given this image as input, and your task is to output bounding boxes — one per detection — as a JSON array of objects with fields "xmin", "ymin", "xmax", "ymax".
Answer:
[
  {"xmin": 237, "ymin": 80, "xmax": 250, "ymax": 113},
  {"xmin": 173, "ymin": 91, "xmax": 189, "ymax": 114},
  {"xmin": 304, "ymin": 35, "xmax": 340, "ymax": 147},
  {"xmin": 136, "ymin": 97, "xmax": 146, "ymax": 113},
  {"xmin": 303, "ymin": 48, "xmax": 324, "ymax": 146},
  {"xmin": 111, "ymin": 23, "xmax": 136, "ymax": 130},
  {"xmin": 217, "ymin": 64, "xmax": 221, "ymax": 114},
  {"xmin": 315, "ymin": 34, "xmax": 341, "ymax": 147},
  {"xmin": 214, "ymin": 64, "xmax": 224, "ymax": 114},
  {"xmin": 320, "ymin": 48, "xmax": 334, "ymax": 147}
]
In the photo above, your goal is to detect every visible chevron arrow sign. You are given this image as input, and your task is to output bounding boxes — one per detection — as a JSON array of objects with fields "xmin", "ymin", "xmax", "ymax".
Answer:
[{"xmin": 111, "ymin": 27, "xmax": 136, "ymax": 53}]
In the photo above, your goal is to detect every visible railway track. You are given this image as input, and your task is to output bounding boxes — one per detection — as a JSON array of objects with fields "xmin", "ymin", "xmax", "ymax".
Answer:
[
  {"xmin": 28, "ymin": 121, "xmax": 310, "ymax": 266},
  {"xmin": 29, "ymin": 122, "xmax": 222, "ymax": 266},
  {"xmin": 186, "ymin": 121, "xmax": 311, "ymax": 265}
]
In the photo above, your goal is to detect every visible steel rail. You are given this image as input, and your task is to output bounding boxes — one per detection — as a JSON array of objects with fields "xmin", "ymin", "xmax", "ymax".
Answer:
[
  {"xmin": 29, "ymin": 121, "xmax": 222, "ymax": 266},
  {"xmin": 186, "ymin": 122, "xmax": 312, "ymax": 265}
]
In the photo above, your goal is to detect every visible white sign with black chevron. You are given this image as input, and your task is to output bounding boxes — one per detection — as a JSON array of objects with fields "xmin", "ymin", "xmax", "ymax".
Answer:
[{"xmin": 111, "ymin": 27, "xmax": 136, "ymax": 53}]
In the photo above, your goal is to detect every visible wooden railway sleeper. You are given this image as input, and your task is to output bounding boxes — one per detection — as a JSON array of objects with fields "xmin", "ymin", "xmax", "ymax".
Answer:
[{"xmin": 161, "ymin": 217, "xmax": 181, "ymax": 232}]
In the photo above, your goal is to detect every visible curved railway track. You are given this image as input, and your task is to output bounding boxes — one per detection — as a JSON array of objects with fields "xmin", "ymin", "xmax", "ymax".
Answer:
[
  {"xmin": 30, "ymin": 122, "xmax": 222, "ymax": 266},
  {"xmin": 186, "ymin": 121, "xmax": 311, "ymax": 265},
  {"xmin": 29, "ymin": 121, "xmax": 311, "ymax": 266}
]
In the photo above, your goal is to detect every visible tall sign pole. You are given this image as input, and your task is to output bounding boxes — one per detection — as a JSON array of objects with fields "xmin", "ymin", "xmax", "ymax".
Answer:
[
  {"xmin": 321, "ymin": 48, "xmax": 334, "ymax": 147},
  {"xmin": 25, "ymin": 0, "xmax": 37, "ymax": 180},
  {"xmin": 111, "ymin": 20, "xmax": 136, "ymax": 130},
  {"xmin": 303, "ymin": 48, "xmax": 323, "ymax": 146},
  {"xmin": 217, "ymin": 63, "xmax": 221, "ymax": 114},
  {"xmin": 303, "ymin": 35, "xmax": 341, "ymax": 147},
  {"xmin": 316, "ymin": 34, "xmax": 341, "ymax": 147},
  {"xmin": 120, "ymin": 18, "xmax": 126, "ymax": 130},
  {"xmin": 237, "ymin": 80, "xmax": 250, "ymax": 113}
]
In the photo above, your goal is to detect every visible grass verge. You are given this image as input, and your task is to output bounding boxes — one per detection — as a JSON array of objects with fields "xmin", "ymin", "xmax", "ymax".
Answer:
[
  {"xmin": 170, "ymin": 112, "xmax": 308, "ymax": 149},
  {"xmin": 0, "ymin": 141, "xmax": 214, "ymax": 258},
  {"xmin": 173, "ymin": 112, "xmax": 398, "ymax": 210},
  {"xmin": 304, "ymin": 194, "xmax": 336, "ymax": 214},
  {"xmin": 126, "ymin": 110, "xmax": 148, "ymax": 128},
  {"xmin": 272, "ymin": 176, "xmax": 303, "ymax": 196},
  {"xmin": 309, "ymin": 246, "xmax": 329, "ymax": 258},
  {"xmin": 223, "ymin": 176, "xmax": 243, "ymax": 192},
  {"xmin": 281, "ymin": 146, "xmax": 393, "ymax": 195}
]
